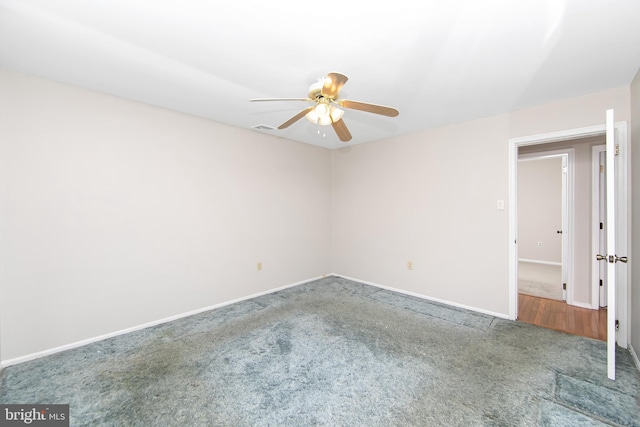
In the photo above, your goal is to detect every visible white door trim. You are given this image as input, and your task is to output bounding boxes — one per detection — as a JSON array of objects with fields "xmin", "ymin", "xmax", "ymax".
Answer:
[
  {"xmin": 508, "ymin": 122, "xmax": 629, "ymax": 350},
  {"xmin": 592, "ymin": 144, "xmax": 606, "ymax": 309}
]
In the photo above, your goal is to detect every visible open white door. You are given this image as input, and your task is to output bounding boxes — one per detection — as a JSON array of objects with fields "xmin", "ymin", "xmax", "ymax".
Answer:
[
  {"xmin": 605, "ymin": 109, "xmax": 616, "ymax": 380},
  {"xmin": 601, "ymin": 109, "xmax": 628, "ymax": 380}
]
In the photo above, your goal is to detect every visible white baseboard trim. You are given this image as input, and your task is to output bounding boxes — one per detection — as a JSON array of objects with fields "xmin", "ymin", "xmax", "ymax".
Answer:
[
  {"xmin": 332, "ymin": 274, "xmax": 510, "ymax": 320},
  {"xmin": 0, "ymin": 275, "xmax": 326, "ymax": 370},
  {"xmin": 518, "ymin": 258, "xmax": 562, "ymax": 266},
  {"xmin": 630, "ymin": 344, "xmax": 640, "ymax": 375},
  {"xmin": 568, "ymin": 301, "xmax": 595, "ymax": 310}
]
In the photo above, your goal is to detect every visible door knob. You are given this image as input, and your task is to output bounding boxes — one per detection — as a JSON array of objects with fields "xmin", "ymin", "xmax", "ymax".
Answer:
[
  {"xmin": 556, "ymin": 230, "xmax": 563, "ymax": 234},
  {"xmin": 597, "ymin": 254, "xmax": 628, "ymax": 263}
]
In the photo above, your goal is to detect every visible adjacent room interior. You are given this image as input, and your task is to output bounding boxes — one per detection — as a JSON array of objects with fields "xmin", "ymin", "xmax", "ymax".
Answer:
[
  {"xmin": 1, "ymin": 1, "xmax": 640, "ymax": 425},
  {"xmin": 517, "ymin": 139, "xmax": 608, "ymax": 341}
]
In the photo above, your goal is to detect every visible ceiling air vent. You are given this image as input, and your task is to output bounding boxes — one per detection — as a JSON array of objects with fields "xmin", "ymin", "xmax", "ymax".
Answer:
[{"xmin": 252, "ymin": 124, "xmax": 276, "ymax": 131}]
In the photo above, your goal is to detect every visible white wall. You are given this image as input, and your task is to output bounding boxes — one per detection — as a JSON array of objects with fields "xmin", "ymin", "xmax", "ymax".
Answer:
[
  {"xmin": 631, "ymin": 67, "xmax": 640, "ymax": 360},
  {"xmin": 517, "ymin": 157, "xmax": 562, "ymax": 263},
  {"xmin": 0, "ymin": 69, "xmax": 332, "ymax": 362},
  {"xmin": 332, "ymin": 87, "xmax": 630, "ymax": 316}
]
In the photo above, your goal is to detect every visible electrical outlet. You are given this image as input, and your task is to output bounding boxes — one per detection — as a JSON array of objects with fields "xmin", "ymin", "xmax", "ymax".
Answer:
[
  {"xmin": 407, "ymin": 261, "xmax": 413, "ymax": 270},
  {"xmin": 257, "ymin": 262, "xmax": 262, "ymax": 271}
]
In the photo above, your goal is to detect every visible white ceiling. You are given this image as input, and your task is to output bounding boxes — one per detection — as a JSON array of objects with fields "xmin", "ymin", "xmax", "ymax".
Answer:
[{"xmin": 1, "ymin": 0, "xmax": 640, "ymax": 149}]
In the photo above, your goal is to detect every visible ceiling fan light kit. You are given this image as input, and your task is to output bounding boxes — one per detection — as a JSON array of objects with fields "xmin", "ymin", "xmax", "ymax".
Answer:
[
  {"xmin": 305, "ymin": 103, "xmax": 344, "ymax": 126},
  {"xmin": 250, "ymin": 72, "xmax": 399, "ymax": 143}
]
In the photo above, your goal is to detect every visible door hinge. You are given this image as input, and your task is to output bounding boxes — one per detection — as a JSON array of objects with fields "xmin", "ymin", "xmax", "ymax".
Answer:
[
  {"xmin": 615, "ymin": 144, "xmax": 620, "ymax": 156},
  {"xmin": 562, "ymin": 283, "xmax": 567, "ymax": 290},
  {"xmin": 615, "ymin": 320, "xmax": 620, "ymax": 331},
  {"xmin": 600, "ymin": 222, "xmax": 603, "ymax": 230},
  {"xmin": 599, "ymin": 279, "xmax": 603, "ymax": 287},
  {"xmin": 600, "ymin": 165, "xmax": 604, "ymax": 173}
]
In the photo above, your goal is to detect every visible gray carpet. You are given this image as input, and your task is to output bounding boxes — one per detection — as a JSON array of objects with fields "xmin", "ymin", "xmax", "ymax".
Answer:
[{"xmin": 1, "ymin": 276, "xmax": 639, "ymax": 426}]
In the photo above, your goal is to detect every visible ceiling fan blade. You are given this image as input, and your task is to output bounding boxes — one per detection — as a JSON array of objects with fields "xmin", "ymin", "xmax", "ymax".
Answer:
[
  {"xmin": 331, "ymin": 118, "xmax": 352, "ymax": 142},
  {"xmin": 250, "ymin": 98, "xmax": 312, "ymax": 102},
  {"xmin": 321, "ymin": 72, "xmax": 348, "ymax": 99},
  {"xmin": 278, "ymin": 107, "xmax": 315, "ymax": 129},
  {"xmin": 338, "ymin": 99, "xmax": 399, "ymax": 117}
]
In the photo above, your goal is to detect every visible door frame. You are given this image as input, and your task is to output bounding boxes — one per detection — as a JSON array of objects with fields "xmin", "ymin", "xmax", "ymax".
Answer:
[
  {"xmin": 592, "ymin": 144, "xmax": 606, "ymax": 309},
  {"xmin": 517, "ymin": 150, "xmax": 573, "ymax": 303},
  {"xmin": 508, "ymin": 122, "xmax": 629, "ymax": 348}
]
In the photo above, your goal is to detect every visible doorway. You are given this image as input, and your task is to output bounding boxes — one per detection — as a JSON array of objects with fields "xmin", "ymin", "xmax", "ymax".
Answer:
[
  {"xmin": 508, "ymin": 123, "xmax": 629, "ymax": 350},
  {"xmin": 517, "ymin": 152, "xmax": 568, "ymax": 303}
]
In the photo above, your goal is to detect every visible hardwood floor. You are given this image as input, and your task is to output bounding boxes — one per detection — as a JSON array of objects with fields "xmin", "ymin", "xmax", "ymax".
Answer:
[{"xmin": 517, "ymin": 293, "xmax": 607, "ymax": 341}]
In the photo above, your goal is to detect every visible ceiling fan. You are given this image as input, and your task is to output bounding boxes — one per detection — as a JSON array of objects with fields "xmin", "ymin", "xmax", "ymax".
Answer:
[{"xmin": 250, "ymin": 72, "xmax": 399, "ymax": 142}]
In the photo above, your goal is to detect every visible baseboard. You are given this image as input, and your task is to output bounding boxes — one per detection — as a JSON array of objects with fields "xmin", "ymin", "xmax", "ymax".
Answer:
[
  {"xmin": 518, "ymin": 258, "xmax": 562, "ymax": 266},
  {"xmin": 630, "ymin": 344, "xmax": 640, "ymax": 375},
  {"xmin": 568, "ymin": 301, "xmax": 595, "ymax": 309},
  {"xmin": 0, "ymin": 275, "xmax": 326, "ymax": 369},
  {"xmin": 332, "ymin": 274, "xmax": 510, "ymax": 319}
]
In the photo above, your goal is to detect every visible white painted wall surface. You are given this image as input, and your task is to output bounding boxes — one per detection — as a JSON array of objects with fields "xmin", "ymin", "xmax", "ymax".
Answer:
[
  {"xmin": 630, "ymin": 67, "xmax": 640, "ymax": 360},
  {"xmin": 517, "ymin": 157, "xmax": 562, "ymax": 263},
  {"xmin": 0, "ymin": 70, "xmax": 332, "ymax": 362},
  {"xmin": 332, "ymin": 87, "xmax": 630, "ymax": 316}
]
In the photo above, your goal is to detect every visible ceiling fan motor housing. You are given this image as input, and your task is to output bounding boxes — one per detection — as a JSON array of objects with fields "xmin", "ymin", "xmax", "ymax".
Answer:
[{"xmin": 308, "ymin": 79, "xmax": 327, "ymax": 100}]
